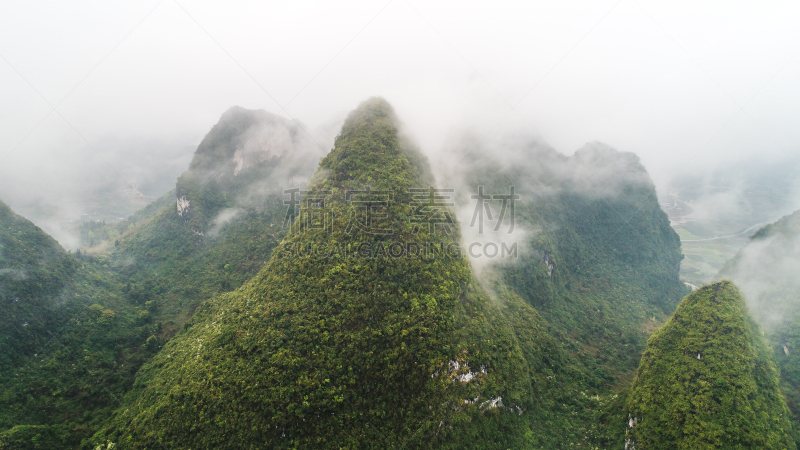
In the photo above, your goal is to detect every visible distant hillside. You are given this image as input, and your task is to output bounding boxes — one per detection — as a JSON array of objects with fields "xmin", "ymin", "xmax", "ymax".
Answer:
[
  {"xmin": 664, "ymin": 159, "xmax": 800, "ymax": 286},
  {"xmin": 447, "ymin": 139, "xmax": 688, "ymax": 445},
  {"xmin": 720, "ymin": 209, "xmax": 800, "ymax": 327},
  {"xmin": 0, "ymin": 199, "xmax": 76, "ymax": 371},
  {"xmin": 719, "ymin": 209, "xmax": 800, "ymax": 439},
  {"xmin": 625, "ymin": 281, "xmax": 795, "ymax": 449}
]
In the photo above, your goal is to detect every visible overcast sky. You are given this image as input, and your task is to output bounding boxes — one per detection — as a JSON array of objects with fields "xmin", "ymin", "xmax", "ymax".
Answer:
[{"xmin": 2, "ymin": 0, "xmax": 800, "ymax": 239}]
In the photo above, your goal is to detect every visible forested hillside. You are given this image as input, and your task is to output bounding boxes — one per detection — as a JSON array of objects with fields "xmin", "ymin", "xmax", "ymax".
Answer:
[
  {"xmin": 1, "ymin": 108, "xmax": 323, "ymax": 449},
  {"xmin": 1, "ymin": 199, "xmax": 76, "ymax": 370},
  {"xmin": 94, "ymin": 106, "xmax": 323, "ymax": 331},
  {"xmin": 448, "ymin": 139, "xmax": 688, "ymax": 445},
  {"xmin": 4, "ymin": 99, "xmax": 695, "ymax": 449},
  {"xmin": 0, "ymin": 200, "xmax": 162, "ymax": 449}
]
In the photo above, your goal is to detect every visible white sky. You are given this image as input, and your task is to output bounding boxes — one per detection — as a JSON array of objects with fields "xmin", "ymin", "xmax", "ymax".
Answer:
[{"xmin": 1, "ymin": 0, "xmax": 800, "ymax": 224}]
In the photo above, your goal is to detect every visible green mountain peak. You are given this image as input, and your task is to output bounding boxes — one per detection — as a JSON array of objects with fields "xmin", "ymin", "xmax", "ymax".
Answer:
[
  {"xmin": 93, "ymin": 98, "xmax": 534, "ymax": 449},
  {"xmin": 625, "ymin": 280, "xmax": 795, "ymax": 449}
]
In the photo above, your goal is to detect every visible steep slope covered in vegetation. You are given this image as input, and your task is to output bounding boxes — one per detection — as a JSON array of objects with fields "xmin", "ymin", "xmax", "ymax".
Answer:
[
  {"xmin": 0, "ymin": 200, "xmax": 76, "ymax": 370},
  {"xmin": 92, "ymin": 98, "xmax": 555, "ymax": 449},
  {"xmin": 625, "ymin": 281, "xmax": 795, "ymax": 449},
  {"xmin": 104, "ymin": 107, "xmax": 323, "ymax": 331},
  {"xmin": 0, "ymin": 201, "xmax": 161, "ymax": 449}
]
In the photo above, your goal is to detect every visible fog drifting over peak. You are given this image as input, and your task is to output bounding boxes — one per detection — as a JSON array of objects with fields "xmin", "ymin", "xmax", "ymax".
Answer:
[{"xmin": 1, "ymin": 1, "xmax": 800, "ymax": 246}]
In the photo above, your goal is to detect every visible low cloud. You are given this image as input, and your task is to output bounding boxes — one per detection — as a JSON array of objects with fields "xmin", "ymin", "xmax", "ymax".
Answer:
[
  {"xmin": 207, "ymin": 207, "xmax": 244, "ymax": 238},
  {"xmin": 720, "ymin": 225, "xmax": 800, "ymax": 331},
  {"xmin": 0, "ymin": 268, "xmax": 28, "ymax": 280}
]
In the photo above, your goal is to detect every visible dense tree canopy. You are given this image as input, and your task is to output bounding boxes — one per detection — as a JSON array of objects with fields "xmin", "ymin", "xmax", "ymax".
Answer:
[{"xmin": 625, "ymin": 281, "xmax": 795, "ymax": 449}]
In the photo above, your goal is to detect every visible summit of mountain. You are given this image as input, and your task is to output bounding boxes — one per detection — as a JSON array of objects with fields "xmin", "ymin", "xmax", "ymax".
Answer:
[{"xmin": 89, "ymin": 97, "xmax": 561, "ymax": 449}]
